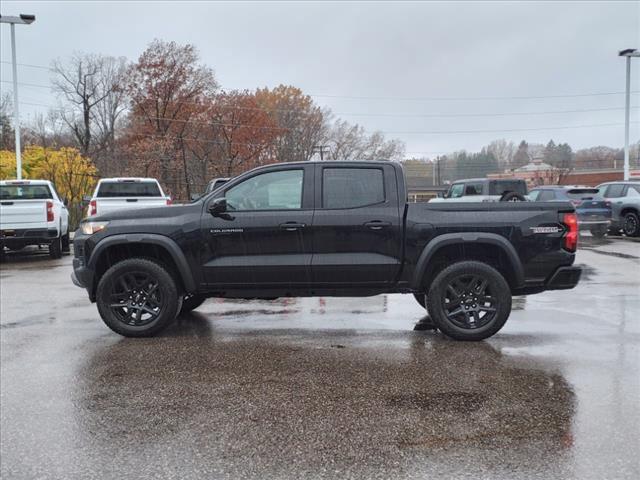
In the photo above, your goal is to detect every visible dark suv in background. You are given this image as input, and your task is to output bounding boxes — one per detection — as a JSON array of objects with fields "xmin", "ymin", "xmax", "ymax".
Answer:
[
  {"xmin": 529, "ymin": 186, "xmax": 611, "ymax": 238},
  {"xmin": 596, "ymin": 181, "xmax": 640, "ymax": 237}
]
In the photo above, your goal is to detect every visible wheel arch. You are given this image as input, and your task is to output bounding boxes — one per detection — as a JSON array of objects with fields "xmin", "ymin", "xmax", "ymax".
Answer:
[
  {"xmin": 411, "ymin": 233, "xmax": 525, "ymax": 291},
  {"xmin": 88, "ymin": 234, "xmax": 197, "ymax": 296}
]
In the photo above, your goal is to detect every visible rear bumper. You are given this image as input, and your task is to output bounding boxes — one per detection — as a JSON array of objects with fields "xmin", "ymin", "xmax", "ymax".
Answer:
[
  {"xmin": 577, "ymin": 215, "xmax": 610, "ymax": 229},
  {"xmin": 0, "ymin": 228, "xmax": 59, "ymax": 246},
  {"xmin": 545, "ymin": 266, "xmax": 582, "ymax": 290}
]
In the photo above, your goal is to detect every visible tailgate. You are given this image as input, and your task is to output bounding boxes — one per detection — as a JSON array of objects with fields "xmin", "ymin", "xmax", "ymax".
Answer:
[
  {"xmin": 94, "ymin": 198, "xmax": 167, "ymax": 216},
  {"xmin": 0, "ymin": 200, "xmax": 47, "ymax": 229}
]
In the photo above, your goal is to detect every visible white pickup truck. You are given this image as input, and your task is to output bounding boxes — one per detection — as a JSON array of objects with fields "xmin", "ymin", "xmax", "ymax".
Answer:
[
  {"xmin": 85, "ymin": 178, "xmax": 171, "ymax": 217},
  {"xmin": 0, "ymin": 179, "xmax": 70, "ymax": 259}
]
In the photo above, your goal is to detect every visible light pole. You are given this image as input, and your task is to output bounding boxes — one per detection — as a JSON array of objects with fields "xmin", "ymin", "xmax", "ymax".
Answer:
[
  {"xmin": 0, "ymin": 14, "xmax": 36, "ymax": 180},
  {"xmin": 619, "ymin": 48, "xmax": 640, "ymax": 181}
]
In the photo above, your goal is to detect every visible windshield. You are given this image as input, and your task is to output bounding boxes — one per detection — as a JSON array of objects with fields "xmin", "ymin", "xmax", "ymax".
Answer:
[
  {"xmin": 0, "ymin": 184, "xmax": 53, "ymax": 200},
  {"xmin": 96, "ymin": 181, "xmax": 162, "ymax": 198}
]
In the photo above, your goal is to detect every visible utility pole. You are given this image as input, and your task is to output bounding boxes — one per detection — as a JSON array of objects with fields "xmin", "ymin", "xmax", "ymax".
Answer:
[
  {"xmin": 619, "ymin": 48, "xmax": 640, "ymax": 181},
  {"xmin": 312, "ymin": 145, "xmax": 330, "ymax": 161},
  {"xmin": 0, "ymin": 14, "xmax": 36, "ymax": 180}
]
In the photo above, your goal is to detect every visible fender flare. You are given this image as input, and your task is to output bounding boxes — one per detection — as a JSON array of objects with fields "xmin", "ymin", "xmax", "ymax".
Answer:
[
  {"xmin": 411, "ymin": 232, "xmax": 525, "ymax": 289},
  {"xmin": 88, "ymin": 233, "xmax": 196, "ymax": 292}
]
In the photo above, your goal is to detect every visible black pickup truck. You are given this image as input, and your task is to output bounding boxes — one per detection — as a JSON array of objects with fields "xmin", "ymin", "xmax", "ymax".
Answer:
[{"xmin": 72, "ymin": 161, "xmax": 581, "ymax": 340}]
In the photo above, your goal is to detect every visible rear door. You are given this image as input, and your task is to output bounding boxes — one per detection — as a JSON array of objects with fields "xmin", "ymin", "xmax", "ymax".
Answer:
[
  {"xmin": 310, "ymin": 163, "xmax": 402, "ymax": 286},
  {"xmin": 200, "ymin": 164, "xmax": 314, "ymax": 287}
]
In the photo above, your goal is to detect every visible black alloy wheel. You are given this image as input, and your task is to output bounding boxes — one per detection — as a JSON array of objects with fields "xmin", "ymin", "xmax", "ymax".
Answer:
[
  {"xmin": 96, "ymin": 258, "xmax": 180, "ymax": 337},
  {"xmin": 426, "ymin": 260, "xmax": 511, "ymax": 341},
  {"xmin": 623, "ymin": 212, "xmax": 640, "ymax": 237},
  {"xmin": 107, "ymin": 271, "xmax": 163, "ymax": 327},
  {"xmin": 441, "ymin": 274, "xmax": 496, "ymax": 329}
]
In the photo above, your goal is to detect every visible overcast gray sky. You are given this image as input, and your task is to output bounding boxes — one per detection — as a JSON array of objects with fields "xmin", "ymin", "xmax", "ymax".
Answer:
[{"xmin": 1, "ymin": 0, "xmax": 639, "ymax": 158}]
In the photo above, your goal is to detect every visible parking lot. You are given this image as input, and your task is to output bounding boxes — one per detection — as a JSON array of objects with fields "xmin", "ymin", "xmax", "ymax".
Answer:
[{"xmin": 0, "ymin": 234, "xmax": 638, "ymax": 480}]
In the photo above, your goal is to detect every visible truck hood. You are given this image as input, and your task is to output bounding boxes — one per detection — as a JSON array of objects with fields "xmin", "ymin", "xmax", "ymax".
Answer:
[{"xmin": 89, "ymin": 203, "xmax": 198, "ymax": 222}]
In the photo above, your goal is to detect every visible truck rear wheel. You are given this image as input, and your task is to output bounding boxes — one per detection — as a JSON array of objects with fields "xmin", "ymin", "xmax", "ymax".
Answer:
[
  {"xmin": 96, "ymin": 258, "xmax": 181, "ymax": 337},
  {"xmin": 426, "ymin": 261, "xmax": 511, "ymax": 341},
  {"xmin": 49, "ymin": 236, "xmax": 63, "ymax": 259}
]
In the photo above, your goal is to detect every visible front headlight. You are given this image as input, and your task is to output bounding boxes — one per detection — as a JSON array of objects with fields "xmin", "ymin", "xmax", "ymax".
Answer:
[{"xmin": 80, "ymin": 221, "xmax": 109, "ymax": 235}]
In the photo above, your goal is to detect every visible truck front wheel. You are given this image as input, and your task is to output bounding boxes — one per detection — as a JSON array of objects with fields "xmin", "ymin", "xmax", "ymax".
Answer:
[
  {"xmin": 426, "ymin": 261, "xmax": 511, "ymax": 341},
  {"xmin": 96, "ymin": 258, "xmax": 181, "ymax": 337}
]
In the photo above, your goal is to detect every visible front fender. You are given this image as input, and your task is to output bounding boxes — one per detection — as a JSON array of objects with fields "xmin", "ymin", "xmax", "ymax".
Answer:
[
  {"xmin": 411, "ymin": 232, "xmax": 525, "ymax": 289},
  {"xmin": 87, "ymin": 233, "xmax": 197, "ymax": 292}
]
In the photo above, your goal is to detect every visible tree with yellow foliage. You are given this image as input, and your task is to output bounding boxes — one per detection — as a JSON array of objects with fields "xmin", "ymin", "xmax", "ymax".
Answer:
[{"xmin": 0, "ymin": 146, "xmax": 97, "ymax": 227}]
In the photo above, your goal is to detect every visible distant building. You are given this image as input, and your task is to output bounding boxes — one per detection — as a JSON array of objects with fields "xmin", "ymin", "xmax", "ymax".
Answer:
[{"xmin": 488, "ymin": 158, "xmax": 560, "ymax": 187}]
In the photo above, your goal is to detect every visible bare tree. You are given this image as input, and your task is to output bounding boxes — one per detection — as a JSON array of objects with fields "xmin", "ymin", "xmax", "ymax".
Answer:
[
  {"xmin": 324, "ymin": 119, "xmax": 405, "ymax": 161},
  {"xmin": 0, "ymin": 92, "xmax": 14, "ymax": 150},
  {"xmin": 52, "ymin": 53, "xmax": 126, "ymax": 159}
]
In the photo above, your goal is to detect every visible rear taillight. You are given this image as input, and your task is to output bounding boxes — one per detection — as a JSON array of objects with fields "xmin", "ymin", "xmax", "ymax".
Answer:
[
  {"xmin": 89, "ymin": 200, "xmax": 97, "ymax": 216},
  {"xmin": 166, "ymin": 198, "xmax": 172, "ymax": 206},
  {"xmin": 46, "ymin": 201, "xmax": 54, "ymax": 222},
  {"xmin": 562, "ymin": 212, "xmax": 578, "ymax": 252}
]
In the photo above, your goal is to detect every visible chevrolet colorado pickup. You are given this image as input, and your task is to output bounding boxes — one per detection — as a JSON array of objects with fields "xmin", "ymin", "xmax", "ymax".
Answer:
[{"xmin": 72, "ymin": 161, "xmax": 581, "ymax": 340}]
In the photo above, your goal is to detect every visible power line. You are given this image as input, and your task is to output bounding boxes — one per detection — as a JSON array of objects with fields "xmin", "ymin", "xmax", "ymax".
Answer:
[
  {"xmin": 2, "ymin": 77, "xmax": 640, "ymax": 101},
  {"xmin": 11, "ymin": 98, "xmax": 640, "ymax": 127}
]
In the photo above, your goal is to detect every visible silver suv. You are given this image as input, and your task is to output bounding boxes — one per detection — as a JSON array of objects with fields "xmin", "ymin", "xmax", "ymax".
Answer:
[{"xmin": 596, "ymin": 181, "xmax": 640, "ymax": 237}]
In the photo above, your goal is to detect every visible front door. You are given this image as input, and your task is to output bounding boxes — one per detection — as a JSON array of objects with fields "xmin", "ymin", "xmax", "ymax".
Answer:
[
  {"xmin": 200, "ymin": 165, "xmax": 314, "ymax": 288},
  {"xmin": 310, "ymin": 163, "xmax": 403, "ymax": 286}
]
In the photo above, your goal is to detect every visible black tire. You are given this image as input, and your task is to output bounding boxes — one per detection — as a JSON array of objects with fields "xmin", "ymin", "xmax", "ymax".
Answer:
[
  {"xmin": 426, "ymin": 261, "xmax": 512, "ymax": 341},
  {"xmin": 413, "ymin": 293, "xmax": 426, "ymax": 309},
  {"xmin": 623, "ymin": 211, "xmax": 640, "ymax": 237},
  {"xmin": 96, "ymin": 258, "xmax": 181, "ymax": 337},
  {"xmin": 61, "ymin": 233, "xmax": 70, "ymax": 253},
  {"xmin": 49, "ymin": 236, "xmax": 62, "ymax": 259},
  {"xmin": 590, "ymin": 226, "xmax": 608, "ymax": 238},
  {"xmin": 500, "ymin": 192, "xmax": 526, "ymax": 202},
  {"xmin": 180, "ymin": 294, "xmax": 206, "ymax": 314}
]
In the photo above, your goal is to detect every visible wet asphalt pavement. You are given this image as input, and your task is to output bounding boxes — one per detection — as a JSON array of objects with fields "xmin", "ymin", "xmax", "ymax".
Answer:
[{"xmin": 1, "ymin": 235, "xmax": 639, "ymax": 479}]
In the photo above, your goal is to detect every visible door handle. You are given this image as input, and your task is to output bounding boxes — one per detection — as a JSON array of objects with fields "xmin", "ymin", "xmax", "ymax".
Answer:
[
  {"xmin": 280, "ymin": 222, "xmax": 306, "ymax": 231},
  {"xmin": 364, "ymin": 221, "xmax": 391, "ymax": 230}
]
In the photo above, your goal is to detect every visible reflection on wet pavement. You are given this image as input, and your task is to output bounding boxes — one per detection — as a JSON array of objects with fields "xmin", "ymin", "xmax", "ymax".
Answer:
[{"xmin": 1, "ymin": 239, "xmax": 638, "ymax": 479}]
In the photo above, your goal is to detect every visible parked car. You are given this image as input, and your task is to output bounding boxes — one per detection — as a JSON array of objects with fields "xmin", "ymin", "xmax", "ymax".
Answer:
[
  {"xmin": 85, "ymin": 178, "xmax": 171, "ymax": 217},
  {"xmin": 430, "ymin": 178, "xmax": 528, "ymax": 202},
  {"xmin": 528, "ymin": 186, "xmax": 612, "ymax": 238},
  {"xmin": 0, "ymin": 179, "xmax": 70, "ymax": 259},
  {"xmin": 72, "ymin": 161, "xmax": 581, "ymax": 341},
  {"xmin": 595, "ymin": 181, "xmax": 640, "ymax": 237}
]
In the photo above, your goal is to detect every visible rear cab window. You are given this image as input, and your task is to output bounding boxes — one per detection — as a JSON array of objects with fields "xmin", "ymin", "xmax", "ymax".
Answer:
[
  {"xmin": 0, "ymin": 184, "xmax": 53, "ymax": 200},
  {"xmin": 322, "ymin": 167, "xmax": 385, "ymax": 209},
  {"xmin": 96, "ymin": 181, "xmax": 162, "ymax": 198},
  {"xmin": 489, "ymin": 180, "xmax": 528, "ymax": 196}
]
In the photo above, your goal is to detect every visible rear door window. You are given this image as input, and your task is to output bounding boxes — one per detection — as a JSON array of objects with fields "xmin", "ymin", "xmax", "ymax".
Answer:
[
  {"xmin": 0, "ymin": 184, "xmax": 53, "ymax": 200},
  {"xmin": 528, "ymin": 190, "xmax": 541, "ymax": 201},
  {"xmin": 97, "ymin": 181, "xmax": 162, "ymax": 198},
  {"xmin": 463, "ymin": 182, "xmax": 484, "ymax": 196},
  {"xmin": 604, "ymin": 184, "xmax": 625, "ymax": 198},
  {"xmin": 322, "ymin": 168, "xmax": 385, "ymax": 209},
  {"xmin": 538, "ymin": 190, "xmax": 556, "ymax": 201},
  {"xmin": 627, "ymin": 185, "xmax": 640, "ymax": 197}
]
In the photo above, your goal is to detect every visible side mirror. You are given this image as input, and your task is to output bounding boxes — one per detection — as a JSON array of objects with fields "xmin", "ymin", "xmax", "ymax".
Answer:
[
  {"xmin": 208, "ymin": 197, "xmax": 228, "ymax": 217},
  {"xmin": 190, "ymin": 193, "xmax": 201, "ymax": 201}
]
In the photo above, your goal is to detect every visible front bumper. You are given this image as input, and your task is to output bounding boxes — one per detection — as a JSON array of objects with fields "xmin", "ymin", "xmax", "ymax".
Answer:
[{"xmin": 545, "ymin": 266, "xmax": 582, "ymax": 290}]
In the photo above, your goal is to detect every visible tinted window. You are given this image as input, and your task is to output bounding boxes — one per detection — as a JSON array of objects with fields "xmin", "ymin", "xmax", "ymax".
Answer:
[
  {"xmin": 489, "ymin": 180, "xmax": 528, "ymax": 196},
  {"xmin": 448, "ymin": 183, "xmax": 464, "ymax": 198},
  {"xmin": 0, "ymin": 184, "xmax": 52, "ymax": 200},
  {"xmin": 566, "ymin": 188, "xmax": 599, "ymax": 200},
  {"xmin": 322, "ymin": 168, "xmax": 384, "ymax": 209},
  {"xmin": 464, "ymin": 182, "xmax": 484, "ymax": 196},
  {"xmin": 226, "ymin": 169, "xmax": 303, "ymax": 211},
  {"xmin": 97, "ymin": 181, "xmax": 162, "ymax": 198},
  {"xmin": 538, "ymin": 190, "xmax": 556, "ymax": 201},
  {"xmin": 604, "ymin": 184, "xmax": 625, "ymax": 198}
]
